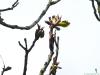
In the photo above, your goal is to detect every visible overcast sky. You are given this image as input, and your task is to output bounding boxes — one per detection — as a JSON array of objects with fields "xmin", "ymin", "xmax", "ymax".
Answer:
[{"xmin": 0, "ymin": 0, "xmax": 100, "ymax": 75}]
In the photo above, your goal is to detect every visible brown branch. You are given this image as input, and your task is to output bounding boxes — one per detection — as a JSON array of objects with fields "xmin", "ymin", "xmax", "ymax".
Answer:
[
  {"xmin": 18, "ymin": 38, "xmax": 30, "ymax": 75},
  {"xmin": 0, "ymin": 0, "xmax": 61, "ymax": 30},
  {"xmin": 39, "ymin": 24, "xmax": 55, "ymax": 75},
  {"xmin": 39, "ymin": 52, "xmax": 54, "ymax": 75},
  {"xmin": 18, "ymin": 38, "xmax": 35, "ymax": 75},
  {"xmin": 0, "ymin": 0, "xmax": 19, "ymax": 12},
  {"xmin": 49, "ymin": 37, "xmax": 61, "ymax": 75},
  {"xmin": 54, "ymin": 37, "xmax": 59, "ymax": 61},
  {"xmin": 18, "ymin": 24, "xmax": 44, "ymax": 52}
]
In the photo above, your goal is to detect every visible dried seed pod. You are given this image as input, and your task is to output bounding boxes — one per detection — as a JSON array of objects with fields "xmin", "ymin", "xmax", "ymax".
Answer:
[
  {"xmin": 40, "ymin": 29, "xmax": 44, "ymax": 38},
  {"xmin": 35, "ymin": 24, "xmax": 44, "ymax": 40}
]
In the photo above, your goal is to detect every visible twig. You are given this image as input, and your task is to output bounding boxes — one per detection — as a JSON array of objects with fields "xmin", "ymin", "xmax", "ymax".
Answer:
[
  {"xmin": 18, "ymin": 41, "xmax": 26, "ymax": 51},
  {"xmin": 18, "ymin": 25, "xmax": 44, "ymax": 75},
  {"xmin": 0, "ymin": 0, "xmax": 19, "ymax": 12},
  {"xmin": 1, "ymin": 66, "xmax": 12, "ymax": 75},
  {"xmin": 49, "ymin": 37, "xmax": 61, "ymax": 75},
  {"xmin": 24, "ymin": 38, "xmax": 28, "ymax": 50},
  {"xmin": 0, "ymin": 0, "xmax": 61, "ymax": 30},
  {"xmin": 18, "ymin": 38, "xmax": 37, "ymax": 75},
  {"xmin": 28, "ymin": 39, "xmax": 37, "ymax": 52},
  {"xmin": 0, "ymin": 55, "xmax": 12, "ymax": 75},
  {"xmin": 90, "ymin": 0, "xmax": 100, "ymax": 21}
]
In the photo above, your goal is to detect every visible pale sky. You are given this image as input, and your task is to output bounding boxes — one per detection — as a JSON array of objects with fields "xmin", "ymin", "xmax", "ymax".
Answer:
[{"xmin": 0, "ymin": 0, "xmax": 100, "ymax": 75}]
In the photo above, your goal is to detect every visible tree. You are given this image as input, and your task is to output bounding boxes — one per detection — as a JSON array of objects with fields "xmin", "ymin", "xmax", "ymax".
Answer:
[{"xmin": 0, "ymin": 0, "xmax": 69, "ymax": 75}]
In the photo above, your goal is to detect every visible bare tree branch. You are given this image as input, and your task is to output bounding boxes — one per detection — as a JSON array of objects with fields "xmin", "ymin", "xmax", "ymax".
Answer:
[
  {"xmin": 55, "ymin": 37, "xmax": 59, "ymax": 61},
  {"xmin": 18, "ymin": 24, "xmax": 44, "ymax": 52},
  {"xmin": 18, "ymin": 38, "xmax": 29, "ymax": 75},
  {"xmin": 90, "ymin": 0, "xmax": 100, "ymax": 21},
  {"xmin": 0, "ymin": 55, "xmax": 12, "ymax": 75},
  {"xmin": 18, "ymin": 25, "xmax": 44, "ymax": 75},
  {"xmin": 12, "ymin": 0, "xmax": 19, "ymax": 9},
  {"xmin": 0, "ymin": 0, "xmax": 61, "ymax": 30},
  {"xmin": 1, "ymin": 66, "xmax": 12, "ymax": 75},
  {"xmin": 24, "ymin": 38, "xmax": 28, "ymax": 50},
  {"xmin": 18, "ymin": 41, "xmax": 26, "ymax": 51},
  {"xmin": 50, "ymin": 0, "xmax": 61, "ymax": 5},
  {"xmin": 0, "ymin": 0, "xmax": 19, "ymax": 12},
  {"xmin": 18, "ymin": 38, "xmax": 36, "ymax": 75}
]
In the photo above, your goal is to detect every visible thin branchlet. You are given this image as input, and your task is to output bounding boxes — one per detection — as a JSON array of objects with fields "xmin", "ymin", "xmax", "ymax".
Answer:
[
  {"xmin": 0, "ymin": 0, "xmax": 61, "ymax": 30},
  {"xmin": 18, "ymin": 25, "xmax": 44, "ymax": 75},
  {"xmin": 90, "ymin": 0, "xmax": 100, "ymax": 21}
]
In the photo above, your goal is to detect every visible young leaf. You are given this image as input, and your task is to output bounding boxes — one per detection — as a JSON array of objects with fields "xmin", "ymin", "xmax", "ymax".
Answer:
[{"xmin": 58, "ymin": 20, "xmax": 70, "ymax": 27}]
